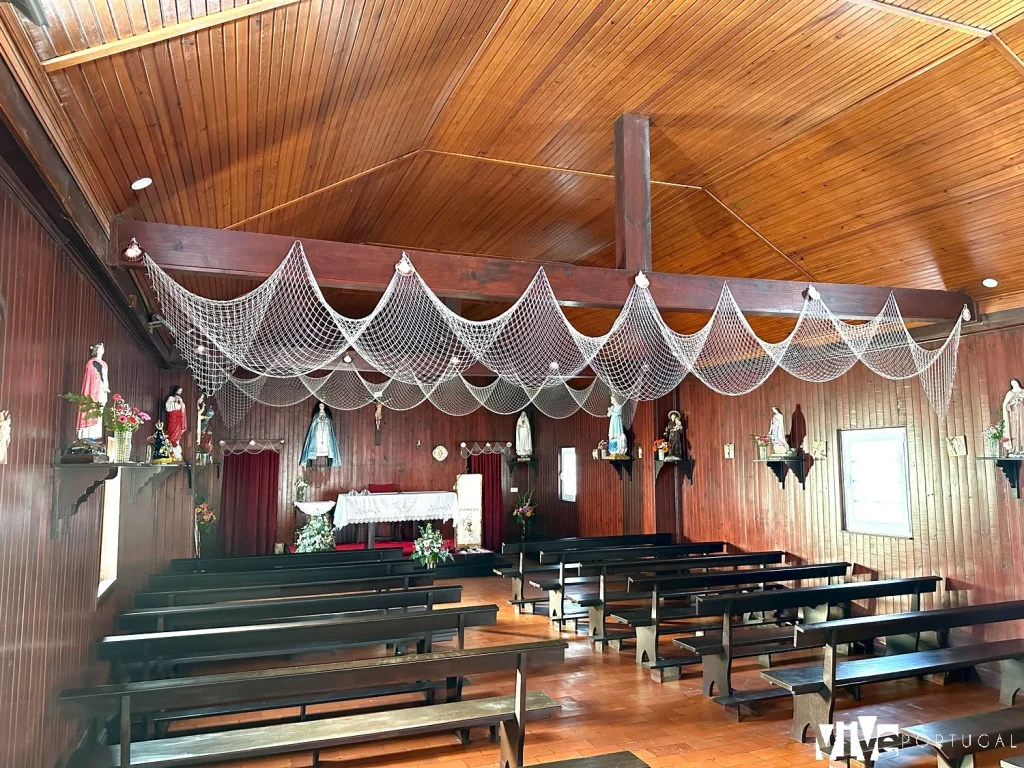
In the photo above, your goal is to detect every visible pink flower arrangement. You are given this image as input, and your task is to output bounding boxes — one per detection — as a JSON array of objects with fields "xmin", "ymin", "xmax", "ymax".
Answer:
[{"xmin": 62, "ymin": 392, "xmax": 150, "ymax": 434}]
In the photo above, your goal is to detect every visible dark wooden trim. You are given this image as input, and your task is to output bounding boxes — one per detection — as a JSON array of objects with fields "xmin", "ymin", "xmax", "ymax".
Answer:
[
  {"xmin": 113, "ymin": 220, "xmax": 976, "ymax": 322},
  {"xmin": 614, "ymin": 114, "xmax": 652, "ymax": 273}
]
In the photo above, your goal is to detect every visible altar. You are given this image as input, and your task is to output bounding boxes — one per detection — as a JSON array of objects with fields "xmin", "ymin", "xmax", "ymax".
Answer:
[{"xmin": 334, "ymin": 491, "xmax": 457, "ymax": 548}]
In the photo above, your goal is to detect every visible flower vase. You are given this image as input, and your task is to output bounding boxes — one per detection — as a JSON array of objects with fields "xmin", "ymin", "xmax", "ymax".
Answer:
[
  {"xmin": 113, "ymin": 431, "xmax": 132, "ymax": 462},
  {"xmin": 985, "ymin": 437, "xmax": 1000, "ymax": 458},
  {"xmin": 426, "ymin": 558, "xmax": 437, "ymax": 570},
  {"xmin": 757, "ymin": 443, "xmax": 768, "ymax": 460}
]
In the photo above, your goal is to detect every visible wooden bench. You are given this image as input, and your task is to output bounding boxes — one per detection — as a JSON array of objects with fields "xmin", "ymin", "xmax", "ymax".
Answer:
[
  {"xmin": 133, "ymin": 571, "xmax": 435, "ymax": 608},
  {"xmin": 899, "ymin": 707, "xmax": 1024, "ymax": 768},
  {"xmin": 99, "ymin": 604, "xmax": 499, "ymax": 681},
  {"xmin": 684, "ymin": 576, "xmax": 941, "ymax": 711},
  {"xmin": 66, "ymin": 640, "xmax": 567, "ymax": 768},
  {"xmin": 618, "ymin": 562, "xmax": 850, "ymax": 678},
  {"xmin": 537, "ymin": 541, "xmax": 725, "ymax": 565},
  {"xmin": 530, "ymin": 754, "xmax": 649, "ymax": 767},
  {"xmin": 563, "ymin": 551, "xmax": 789, "ymax": 638},
  {"xmin": 167, "ymin": 548, "xmax": 403, "ymax": 572},
  {"xmin": 1002, "ymin": 754, "xmax": 1024, "ymax": 768},
  {"xmin": 762, "ymin": 599, "xmax": 1024, "ymax": 745},
  {"xmin": 118, "ymin": 584, "xmax": 463, "ymax": 633},
  {"xmin": 147, "ymin": 560, "xmax": 419, "ymax": 591},
  {"xmin": 499, "ymin": 534, "xmax": 671, "ymax": 613}
]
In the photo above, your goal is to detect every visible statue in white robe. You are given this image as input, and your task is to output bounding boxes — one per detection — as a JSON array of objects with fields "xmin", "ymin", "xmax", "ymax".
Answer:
[
  {"xmin": 1002, "ymin": 379, "xmax": 1024, "ymax": 456},
  {"xmin": 515, "ymin": 412, "xmax": 532, "ymax": 458}
]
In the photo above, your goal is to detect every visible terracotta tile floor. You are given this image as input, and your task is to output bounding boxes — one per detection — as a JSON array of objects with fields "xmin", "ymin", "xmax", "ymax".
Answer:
[{"xmin": 181, "ymin": 577, "xmax": 1023, "ymax": 768}]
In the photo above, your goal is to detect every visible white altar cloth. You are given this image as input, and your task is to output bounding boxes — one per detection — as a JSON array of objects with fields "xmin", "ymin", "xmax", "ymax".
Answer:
[{"xmin": 334, "ymin": 491, "xmax": 457, "ymax": 529}]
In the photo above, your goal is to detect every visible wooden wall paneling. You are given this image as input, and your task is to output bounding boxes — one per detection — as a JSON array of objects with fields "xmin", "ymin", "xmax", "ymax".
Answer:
[
  {"xmin": 0, "ymin": 172, "xmax": 193, "ymax": 768},
  {"xmin": 680, "ymin": 327, "xmax": 1024, "ymax": 642}
]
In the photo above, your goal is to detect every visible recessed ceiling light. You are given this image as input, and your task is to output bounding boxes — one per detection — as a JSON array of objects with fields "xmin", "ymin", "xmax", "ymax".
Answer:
[
  {"xmin": 343, "ymin": 354, "xmax": 352, "ymax": 364},
  {"xmin": 982, "ymin": 277, "xmax": 999, "ymax": 288},
  {"xmin": 131, "ymin": 177, "xmax": 153, "ymax": 191}
]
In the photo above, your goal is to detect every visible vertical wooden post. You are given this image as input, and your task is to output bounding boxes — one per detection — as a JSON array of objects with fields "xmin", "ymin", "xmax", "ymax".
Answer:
[
  {"xmin": 119, "ymin": 695, "xmax": 131, "ymax": 768},
  {"xmin": 614, "ymin": 113, "xmax": 652, "ymax": 273},
  {"xmin": 499, "ymin": 653, "xmax": 527, "ymax": 768}
]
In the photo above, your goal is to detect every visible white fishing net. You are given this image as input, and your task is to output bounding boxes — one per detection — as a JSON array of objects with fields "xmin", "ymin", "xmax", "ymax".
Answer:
[{"xmin": 143, "ymin": 243, "xmax": 964, "ymax": 428}]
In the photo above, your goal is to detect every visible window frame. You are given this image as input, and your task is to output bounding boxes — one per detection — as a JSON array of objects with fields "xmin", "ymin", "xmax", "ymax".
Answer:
[
  {"xmin": 97, "ymin": 469, "xmax": 122, "ymax": 602},
  {"xmin": 558, "ymin": 446, "xmax": 577, "ymax": 503},
  {"xmin": 839, "ymin": 426, "xmax": 913, "ymax": 539}
]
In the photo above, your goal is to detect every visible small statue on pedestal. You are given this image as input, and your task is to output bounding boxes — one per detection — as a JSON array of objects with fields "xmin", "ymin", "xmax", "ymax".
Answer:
[
  {"xmin": 149, "ymin": 421, "xmax": 175, "ymax": 465},
  {"xmin": 768, "ymin": 406, "xmax": 795, "ymax": 457},
  {"xmin": 663, "ymin": 410, "xmax": 684, "ymax": 460},
  {"xmin": 196, "ymin": 395, "xmax": 215, "ymax": 465},
  {"xmin": 164, "ymin": 386, "xmax": 187, "ymax": 462},
  {"xmin": 607, "ymin": 395, "xmax": 628, "ymax": 457},
  {"xmin": 515, "ymin": 411, "xmax": 533, "ymax": 461},
  {"xmin": 1002, "ymin": 379, "xmax": 1024, "ymax": 457},
  {"xmin": 63, "ymin": 342, "xmax": 111, "ymax": 459}
]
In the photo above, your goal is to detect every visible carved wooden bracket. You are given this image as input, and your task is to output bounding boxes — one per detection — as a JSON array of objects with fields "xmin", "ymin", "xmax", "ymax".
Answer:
[{"xmin": 757, "ymin": 452, "xmax": 809, "ymax": 490}]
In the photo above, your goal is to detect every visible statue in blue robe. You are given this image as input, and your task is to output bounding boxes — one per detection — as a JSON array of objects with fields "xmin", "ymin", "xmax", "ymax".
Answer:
[{"xmin": 300, "ymin": 402, "xmax": 341, "ymax": 467}]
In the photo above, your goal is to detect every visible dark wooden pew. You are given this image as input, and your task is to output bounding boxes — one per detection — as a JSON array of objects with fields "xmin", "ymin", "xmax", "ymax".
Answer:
[
  {"xmin": 682, "ymin": 576, "xmax": 941, "ymax": 712},
  {"xmin": 536, "ymin": 550, "xmax": 786, "ymax": 631},
  {"xmin": 118, "ymin": 584, "xmax": 463, "ymax": 632},
  {"xmin": 618, "ymin": 562, "xmax": 851, "ymax": 679},
  {"xmin": 65, "ymin": 640, "xmax": 567, "ymax": 768},
  {"xmin": 134, "ymin": 571, "xmax": 435, "ymax": 608},
  {"xmin": 762, "ymin": 599, "xmax": 1024, "ymax": 745},
  {"xmin": 99, "ymin": 604, "xmax": 499, "ymax": 681},
  {"xmin": 537, "ymin": 541, "xmax": 726, "ymax": 565},
  {"xmin": 168, "ymin": 547, "xmax": 403, "ymax": 572},
  {"xmin": 497, "ymin": 534, "xmax": 671, "ymax": 614},
  {"xmin": 531, "ymin": 755, "xmax": 650, "ymax": 768},
  {"xmin": 147, "ymin": 560, "xmax": 419, "ymax": 591},
  {"xmin": 900, "ymin": 708, "xmax": 1024, "ymax": 768}
]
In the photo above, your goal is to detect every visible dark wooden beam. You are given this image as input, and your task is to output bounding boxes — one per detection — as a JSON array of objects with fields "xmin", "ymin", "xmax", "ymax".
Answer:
[
  {"xmin": 614, "ymin": 113, "xmax": 652, "ymax": 273},
  {"xmin": 113, "ymin": 220, "xmax": 975, "ymax": 322}
]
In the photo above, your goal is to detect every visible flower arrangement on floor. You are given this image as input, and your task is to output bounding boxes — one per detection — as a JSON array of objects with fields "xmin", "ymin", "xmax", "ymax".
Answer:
[
  {"xmin": 512, "ymin": 491, "xmax": 535, "ymax": 540},
  {"xmin": 195, "ymin": 500, "xmax": 218, "ymax": 534},
  {"xmin": 983, "ymin": 421, "xmax": 1008, "ymax": 456},
  {"xmin": 295, "ymin": 512, "xmax": 336, "ymax": 553},
  {"xmin": 411, "ymin": 523, "xmax": 453, "ymax": 569}
]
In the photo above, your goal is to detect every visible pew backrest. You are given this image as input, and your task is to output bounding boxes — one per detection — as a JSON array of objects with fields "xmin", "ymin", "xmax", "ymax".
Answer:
[
  {"xmin": 501, "ymin": 533, "xmax": 672, "ymax": 555},
  {"xmin": 168, "ymin": 548, "xmax": 403, "ymax": 573},
  {"xmin": 148, "ymin": 560, "xmax": 419, "ymax": 591},
  {"xmin": 581, "ymin": 551, "xmax": 785, "ymax": 578},
  {"xmin": 539, "ymin": 541, "xmax": 726, "ymax": 564},
  {"xmin": 627, "ymin": 558, "xmax": 840, "ymax": 593}
]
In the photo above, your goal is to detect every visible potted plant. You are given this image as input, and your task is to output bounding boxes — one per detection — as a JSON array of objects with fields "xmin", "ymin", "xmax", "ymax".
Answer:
[
  {"xmin": 295, "ymin": 512, "xmax": 336, "ymax": 553},
  {"xmin": 411, "ymin": 523, "xmax": 453, "ymax": 569},
  {"xmin": 753, "ymin": 434, "xmax": 771, "ymax": 461},
  {"xmin": 512, "ymin": 492, "xmax": 536, "ymax": 541},
  {"xmin": 983, "ymin": 421, "xmax": 1007, "ymax": 457},
  {"xmin": 62, "ymin": 392, "xmax": 150, "ymax": 462}
]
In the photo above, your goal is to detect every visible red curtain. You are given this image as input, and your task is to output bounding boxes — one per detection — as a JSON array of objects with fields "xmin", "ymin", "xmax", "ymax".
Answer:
[
  {"xmin": 469, "ymin": 453, "xmax": 504, "ymax": 552},
  {"xmin": 222, "ymin": 450, "xmax": 280, "ymax": 556}
]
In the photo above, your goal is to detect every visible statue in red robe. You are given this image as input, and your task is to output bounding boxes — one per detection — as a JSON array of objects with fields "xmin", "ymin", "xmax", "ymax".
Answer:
[
  {"xmin": 76, "ymin": 343, "xmax": 109, "ymax": 441},
  {"xmin": 164, "ymin": 386, "xmax": 187, "ymax": 460}
]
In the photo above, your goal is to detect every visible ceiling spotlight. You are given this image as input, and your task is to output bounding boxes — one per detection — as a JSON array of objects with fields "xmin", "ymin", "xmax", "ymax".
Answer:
[
  {"xmin": 451, "ymin": 356, "xmax": 461, "ymax": 365},
  {"xmin": 248, "ymin": 439, "xmax": 257, "ymax": 446},
  {"xmin": 395, "ymin": 256, "xmax": 414, "ymax": 276},
  {"xmin": 343, "ymin": 354, "xmax": 352, "ymax": 364},
  {"xmin": 195, "ymin": 344, "xmax": 206, "ymax": 355},
  {"xmin": 121, "ymin": 237, "xmax": 145, "ymax": 263},
  {"xmin": 131, "ymin": 176, "xmax": 152, "ymax": 191},
  {"xmin": 549, "ymin": 361, "xmax": 560, "ymax": 370},
  {"xmin": 982, "ymin": 277, "xmax": 999, "ymax": 288}
]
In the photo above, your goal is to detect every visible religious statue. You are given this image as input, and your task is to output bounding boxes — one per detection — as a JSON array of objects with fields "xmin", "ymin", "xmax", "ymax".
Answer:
[
  {"xmin": 664, "ymin": 410, "xmax": 684, "ymax": 459},
  {"xmin": 515, "ymin": 411, "xmax": 533, "ymax": 459},
  {"xmin": 607, "ymin": 395, "xmax": 628, "ymax": 457},
  {"xmin": 1002, "ymin": 379, "xmax": 1024, "ymax": 456},
  {"xmin": 164, "ymin": 386, "xmax": 187, "ymax": 462},
  {"xmin": 149, "ymin": 421, "xmax": 174, "ymax": 465},
  {"xmin": 0, "ymin": 409, "xmax": 10, "ymax": 465},
  {"xmin": 76, "ymin": 342, "xmax": 109, "ymax": 442},
  {"xmin": 196, "ymin": 396, "xmax": 215, "ymax": 465},
  {"xmin": 301, "ymin": 402, "xmax": 341, "ymax": 467},
  {"xmin": 374, "ymin": 401, "xmax": 383, "ymax": 432},
  {"xmin": 768, "ymin": 406, "xmax": 793, "ymax": 457}
]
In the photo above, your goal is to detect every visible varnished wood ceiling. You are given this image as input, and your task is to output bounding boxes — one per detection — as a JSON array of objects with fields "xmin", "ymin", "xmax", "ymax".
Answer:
[{"xmin": 5, "ymin": 0, "xmax": 1024, "ymax": 326}]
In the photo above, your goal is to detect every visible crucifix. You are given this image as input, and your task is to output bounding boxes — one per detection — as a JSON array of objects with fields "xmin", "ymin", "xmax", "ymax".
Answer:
[{"xmin": 374, "ymin": 401, "xmax": 383, "ymax": 446}]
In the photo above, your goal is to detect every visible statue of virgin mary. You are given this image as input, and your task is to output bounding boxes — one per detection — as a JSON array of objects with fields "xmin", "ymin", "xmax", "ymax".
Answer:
[
  {"xmin": 301, "ymin": 402, "xmax": 341, "ymax": 467},
  {"xmin": 515, "ymin": 412, "xmax": 532, "ymax": 458}
]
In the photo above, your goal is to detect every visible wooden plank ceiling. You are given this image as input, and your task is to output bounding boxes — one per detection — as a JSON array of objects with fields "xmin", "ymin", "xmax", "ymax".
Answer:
[{"xmin": 6, "ymin": 0, "xmax": 1024, "ymax": 336}]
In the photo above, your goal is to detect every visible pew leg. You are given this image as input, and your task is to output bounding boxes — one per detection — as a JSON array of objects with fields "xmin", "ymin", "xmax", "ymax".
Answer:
[
  {"xmin": 635, "ymin": 625, "xmax": 657, "ymax": 666},
  {"xmin": 311, "ymin": 748, "xmax": 320, "ymax": 768},
  {"xmin": 498, "ymin": 718, "xmax": 524, "ymax": 768},
  {"xmin": 445, "ymin": 675, "xmax": 464, "ymax": 703},
  {"xmin": 456, "ymin": 728, "xmax": 471, "ymax": 746},
  {"xmin": 790, "ymin": 689, "xmax": 835, "ymax": 745},
  {"xmin": 999, "ymin": 658, "xmax": 1024, "ymax": 705},
  {"xmin": 548, "ymin": 589, "xmax": 563, "ymax": 622},
  {"xmin": 757, "ymin": 654, "xmax": 772, "ymax": 669},
  {"xmin": 489, "ymin": 725, "xmax": 499, "ymax": 743},
  {"xmin": 936, "ymin": 754, "xmax": 973, "ymax": 768},
  {"xmin": 587, "ymin": 606, "xmax": 604, "ymax": 639},
  {"xmin": 119, "ymin": 696, "xmax": 131, "ymax": 768},
  {"xmin": 511, "ymin": 578, "xmax": 524, "ymax": 614},
  {"xmin": 702, "ymin": 653, "xmax": 730, "ymax": 697}
]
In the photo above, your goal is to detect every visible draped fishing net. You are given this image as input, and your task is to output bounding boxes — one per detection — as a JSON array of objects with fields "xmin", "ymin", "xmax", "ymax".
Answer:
[{"xmin": 143, "ymin": 243, "xmax": 965, "ymax": 428}]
